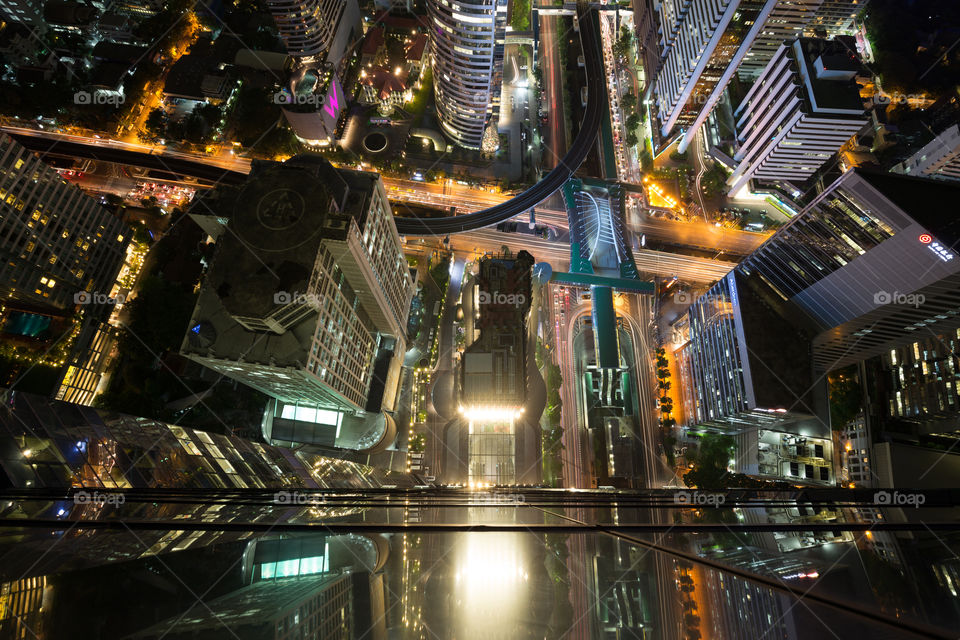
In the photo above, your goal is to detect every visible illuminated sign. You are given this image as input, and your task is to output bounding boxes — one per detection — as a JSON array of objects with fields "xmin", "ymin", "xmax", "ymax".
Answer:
[
  {"xmin": 323, "ymin": 80, "xmax": 341, "ymax": 119},
  {"xmin": 928, "ymin": 240, "xmax": 956, "ymax": 262},
  {"xmin": 919, "ymin": 233, "xmax": 933, "ymax": 244}
]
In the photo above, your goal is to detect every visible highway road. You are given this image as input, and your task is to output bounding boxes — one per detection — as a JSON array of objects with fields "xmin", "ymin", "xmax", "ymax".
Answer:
[{"xmin": 540, "ymin": 12, "xmax": 568, "ymax": 170}]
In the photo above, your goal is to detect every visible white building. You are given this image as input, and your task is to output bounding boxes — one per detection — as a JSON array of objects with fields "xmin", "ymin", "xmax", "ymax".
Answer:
[
  {"xmin": 654, "ymin": 0, "xmax": 780, "ymax": 152},
  {"xmin": 738, "ymin": 0, "xmax": 823, "ymax": 80},
  {"xmin": 182, "ymin": 156, "xmax": 414, "ymax": 449},
  {"xmin": 726, "ymin": 38, "xmax": 866, "ymax": 196},
  {"xmin": 653, "ymin": 0, "xmax": 867, "ymax": 152},
  {"xmin": 893, "ymin": 124, "xmax": 960, "ymax": 183},
  {"xmin": 427, "ymin": 0, "xmax": 507, "ymax": 149},
  {"xmin": 266, "ymin": 0, "xmax": 361, "ymax": 65}
]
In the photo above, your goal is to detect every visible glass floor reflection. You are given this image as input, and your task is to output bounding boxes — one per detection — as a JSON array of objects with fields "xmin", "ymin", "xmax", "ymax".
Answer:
[{"xmin": 2, "ymin": 488, "xmax": 960, "ymax": 639}]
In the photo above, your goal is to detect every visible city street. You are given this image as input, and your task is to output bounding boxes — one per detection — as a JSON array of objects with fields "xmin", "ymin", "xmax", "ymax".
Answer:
[{"xmin": 540, "ymin": 14, "xmax": 568, "ymax": 169}]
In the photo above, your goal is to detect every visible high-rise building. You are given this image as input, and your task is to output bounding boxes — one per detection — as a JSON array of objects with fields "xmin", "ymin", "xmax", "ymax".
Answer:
[
  {"xmin": 266, "ymin": 0, "xmax": 361, "ymax": 65},
  {"xmin": 427, "ymin": 0, "xmax": 507, "ymax": 149},
  {"xmin": 459, "ymin": 251, "xmax": 535, "ymax": 485},
  {"xmin": 675, "ymin": 269, "xmax": 836, "ymax": 485},
  {"xmin": 676, "ymin": 168, "xmax": 960, "ymax": 486},
  {"xmin": 805, "ymin": 0, "xmax": 868, "ymax": 38},
  {"xmin": 893, "ymin": 124, "xmax": 960, "ymax": 184},
  {"xmin": 0, "ymin": 133, "xmax": 129, "ymax": 314},
  {"xmin": 738, "ymin": 169, "xmax": 960, "ymax": 371},
  {"xmin": 182, "ymin": 156, "xmax": 414, "ymax": 451},
  {"xmin": 737, "ymin": 0, "xmax": 823, "ymax": 79},
  {"xmin": 0, "ymin": 0, "xmax": 45, "ymax": 29},
  {"xmin": 863, "ymin": 329, "xmax": 960, "ymax": 447},
  {"xmin": 653, "ymin": 0, "xmax": 870, "ymax": 152},
  {"xmin": 727, "ymin": 38, "xmax": 867, "ymax": 196},
  {"xmin": 654, "ymin": 0, "xmax": 780, "ymax": 152}
]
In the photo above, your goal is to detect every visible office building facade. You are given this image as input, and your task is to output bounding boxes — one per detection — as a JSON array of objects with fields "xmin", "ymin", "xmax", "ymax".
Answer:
[
  {"xmin": 427, "ymin": 0, "xmax": 507, "ymax": 149},
  {"xmin": 893, "ymin": 123, "xmax": 960, "ymax": 184},
  {"xmin": 266, "ymin": 0, "xmax": 361, "ymax": 63},
  {"xmin": 459, "ymin": 251, "xmax": 535, "ymax": 485},
  {"xmin": 737, "ymin": 0, "xmax": 823, "ymax": 79},
  {"xmin": 727, "ymin": 38, "xmax": 867, "ymax": 195},
  {"xmin": 654, "ymin": 0, "xmax": 779, "ymax": 152},
  {"xmin": 738, "ymin": 169, "xmax": 960, "ymax": 370},
  {"xmin": 182, "ymin": 156, "xmax": 413, "ymax": 450},
  {"xmin": 675, "ymin": 269, "xmax": 835, "ymax": 485},
  {"xmin": 805, "ymin": 0, "xmax": 868, "ymax": 37},
  {"xmin": 0, "ymin": 133, "xmax": 129, "ymax": 314}
]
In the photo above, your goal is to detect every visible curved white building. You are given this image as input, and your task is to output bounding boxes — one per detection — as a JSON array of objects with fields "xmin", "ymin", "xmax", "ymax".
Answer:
[
  {"xmin": 427, "ymin": 0, "xmax": 507, "ymax": 149},
  {"xmin": 267, "ymin": 0, "xmax": 360, "ymax": 63}
]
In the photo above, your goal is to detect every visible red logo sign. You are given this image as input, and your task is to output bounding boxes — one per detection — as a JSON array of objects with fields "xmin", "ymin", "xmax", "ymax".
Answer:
[{"xmin": 919, "ymin": 234, "xmax": 933, "ymax": 244}]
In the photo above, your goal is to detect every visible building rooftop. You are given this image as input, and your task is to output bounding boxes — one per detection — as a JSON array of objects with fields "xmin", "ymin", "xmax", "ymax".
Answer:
[
  {"xmin": 795, "ymin": 38, "xmax": 865, "ymax": 114},
  {"xmin": 91, "ymin": 41, "xmax": 146, "ymax": 64}
]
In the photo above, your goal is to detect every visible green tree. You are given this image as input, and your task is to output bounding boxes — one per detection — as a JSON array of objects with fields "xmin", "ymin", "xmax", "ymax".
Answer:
[
  {"xmin": 142, "ymin": 108, "xmax": 167, "ymax": 142},
  {"xmin": 829, "ymin": 365, "xmax": 862, "ymax": 429},
  {"xmin": 621, "ymin": 92, "xmax": 637, "ymax": 112}
]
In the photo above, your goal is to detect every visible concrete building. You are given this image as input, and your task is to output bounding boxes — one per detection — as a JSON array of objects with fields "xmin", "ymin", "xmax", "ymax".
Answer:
[
  {"xmin": 653, "ymin": 0, "xmax": 869, "ymax": 153},
  {"xmin": 427, "ymin": 0, "xmax": 507, "ymax": 149},
  {"xmin": 459, "ymin": 251, "xmax": 535, "ymax": 485},
  {"xmin": 182, "ymin": 155, "xmax": 414, "ymax": 452},
  {"xmin": 0, "ymin": 133, "xmax": 129, "ymax": 314},
  {"xmin": 805, "ymin": 0, "xmax": 868, "ymax": 37},
  {"xmin": 727, "ymin": 38, "xmax": 867, "ymax": 196},
  {"xmin": 739, "ymin": 169, "xmax": 960, "ymax": 371},
  {"xmin": 654, "ymin": 0, "xmax": 780, "ymax": 152},
  {"xmin": 893, "ymin": 123, "xmax": 960, "ymax": 183},
  {"xmin": 266, "ymin": 0, "xmax": 361, "ymax": 65},
  {"xmin": 737, "ymin": 0, "xmax": 824, "ymax": 79},
  {"xmin": 675, "ymin": 269, "xmax": 835, "ymax": 486}
]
